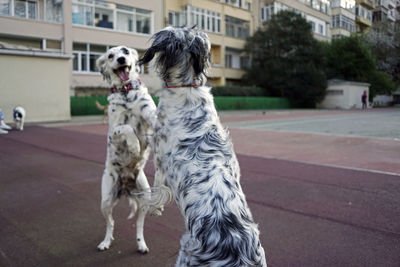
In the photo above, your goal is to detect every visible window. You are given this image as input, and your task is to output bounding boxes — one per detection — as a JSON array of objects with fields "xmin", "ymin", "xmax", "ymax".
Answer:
[
  {"xmin": 72, "ymin": 0, "xmax": 153, "ymax": 34},
  {"xmin": 326, "ymin": 89, "xmax": 343, "ymax": 95},
  {"xmin": 355, "ymin": 4, "xmax": 372, "ymax": 22},
  {"xmin": 307, "ymin": 14, "xmax": 327, "ymax": 36},
  {"xmin": 95, "ymin": 1, "xmax": 114, "ymax": 29},
  {"xmin": 73, "ymin": 43, "xmax": 107, "ymax": 73},
  {"xmin": 310, "ymin": 21, "xmax": 316, "ymax": 32},
  {"xmin": 225, "ymin": 0, "xmax": 242, "ymax": 8},
  {"xmin": 225, "ymin": 54, "xmax": 232, "ymax": 68},
  {"xmin": 168, "ymin": 11, "xmax": 180, "ymax": 26},
  {"xmin": 136, "ymin": 8, "xmax": 151, "ymax": 34},
  {"xmin": 225, "ymin": 15, "xmax": 249, "ymax": 39},
  {"xmin": 45, "ymin": 0, "xmax": 63, "ymax": 22},
  {"xmin": 261, "ymin": 3, "xmax": 288, "ymax": 22},
  {"xmin": 225, "ymin": 47, "xmax": 246, "ymax": 69},
  {"xmin": 2, "ymin": 0, "xmax": 38, "ymax": 19},
  {"xmin": 331, "ymin": 14, "xmax": 356, "ymax": 32},
  {"xmin": 0, "ymin": 0, "xmax": 10, "ymax": 15},
  {"xmin": 240, "ymin": 56, "xmax": 250, "ymax": 69},
  {"xmin": 305, "ymin": 0, "xmax": 330, "ymax": 14},
  {"xmin": 330, "ymin": 0, "xmax": 355, "ymax": 10},
  {"xmin": 117, "ymin": 10, "xmax": 133, "ymax": 32},
  {"xmin": 72, "ymin": 2, "xmax": 94, "ymax": 26},
  {"xmin": 181, "ymin": 6, "xmax": 220, "ymax": 34},
  {"xmin": 318, "ymin": 24, "xmax": 323, "ymax": 34}
]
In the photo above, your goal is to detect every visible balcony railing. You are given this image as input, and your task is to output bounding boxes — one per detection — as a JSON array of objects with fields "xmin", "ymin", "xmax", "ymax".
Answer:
[{"xmin": 357, "ymin": 0, "xmax": 375, "ymax": 9}]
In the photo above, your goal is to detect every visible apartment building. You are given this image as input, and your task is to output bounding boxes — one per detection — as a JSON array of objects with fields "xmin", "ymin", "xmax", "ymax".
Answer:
[
  {"xmin": 0, "ymin": 0, "xmax": 162, "ymax": 122},
  {"xmin": 372, "ymin": 0, "xmax": 397, "ymax": 22},
  {"xmin": 256, "ymin": 0, "xmax": 331, "ymax": 41},
  {"xmin": 355, "ymin": 0, "xmax": 375, "ymax": 32},
  {"xmin": 165, "ymin": 0, "xmax": 254, "ymax": 86},
  {"xmin": 0, "ymin": 0, "xmax": 256, "ymax": 123},
  {"xmin": 330, "ymin": 0, "xmax": 357, "ymax": 39}
]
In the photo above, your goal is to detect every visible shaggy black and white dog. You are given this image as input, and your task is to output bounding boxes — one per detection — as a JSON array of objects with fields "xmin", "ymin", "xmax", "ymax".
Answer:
[
  {"xmin": 96, "ymin": 46, "xmax": 156, "ymax": 253},
  {"xmin": 13, "ymin": 106, "xmax": 26, "ymax": 131},
  {"xmin": 140, "ymin": 26, "xmax": 267, "ymax": 266}
]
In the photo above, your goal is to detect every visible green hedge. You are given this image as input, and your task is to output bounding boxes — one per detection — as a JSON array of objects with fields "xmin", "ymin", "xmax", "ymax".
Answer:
[
  {"xmin": 211, "ymin": 85, "xmax": 267, "ymax": 97},
  {"xmin": 70, "ymin": 96, "xmax": 289, "ymax": 116},
  {"xmin": 214, "ymin": 97, "xmax": 290, "ymax": 110}
]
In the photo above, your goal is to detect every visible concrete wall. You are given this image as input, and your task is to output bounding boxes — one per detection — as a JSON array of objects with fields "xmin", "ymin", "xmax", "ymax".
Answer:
[
  {"xmin": 318, "ymin": 80, "xmax": 370, "ymax": 109},
  {"xmin": 0, "ymin": 52, "xmax": 71, "ymax": 123}
]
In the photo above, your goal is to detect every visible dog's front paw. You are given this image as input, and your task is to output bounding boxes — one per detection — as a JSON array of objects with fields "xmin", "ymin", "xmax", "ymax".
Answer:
[
  {"xmin": 97, "ymin": 240, "xmax": 112, "ymax": 251},
  {"xmin": 137, "ymin": 244, "xmax": 149, "ymax": 254}
]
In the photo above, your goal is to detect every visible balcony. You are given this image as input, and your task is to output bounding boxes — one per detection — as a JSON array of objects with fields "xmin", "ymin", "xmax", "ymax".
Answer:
[
  {"xmin": 388, "ymin": 0, "xmax": 396, "ymax": 8},
  {"xmin": 357, "ymin": 0, "xmax": 375, "ymax": 9},
  {"xmin": 356, "ymin": 15, "xmax": 372, "ymax": 26}
]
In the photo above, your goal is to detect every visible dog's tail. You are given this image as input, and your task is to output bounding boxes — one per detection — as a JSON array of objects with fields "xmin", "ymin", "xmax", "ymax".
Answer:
[
  {"xmin": 149, "ymin": 185, "xmax": 172, "ymax": 208},
  {"xmin": 146, "ymin": 185, "xmax": 173, "ymax": 215},
  {"xmin": 95, "ymin": 100, "xmax": 106, "ymax": 110}
]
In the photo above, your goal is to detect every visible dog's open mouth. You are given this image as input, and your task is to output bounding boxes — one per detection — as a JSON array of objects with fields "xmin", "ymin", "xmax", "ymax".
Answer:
[{"xmin": 113, "ymin": 65, "xmax": 131, "ymax": 82}]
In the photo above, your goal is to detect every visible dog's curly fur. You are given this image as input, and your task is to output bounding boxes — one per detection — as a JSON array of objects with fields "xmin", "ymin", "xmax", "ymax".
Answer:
[
  {"xmin": 140, "ymin": 26, "xmax": 267, "ymax": 267},
  {"xmin": 96, "ymin": 46, "xmax": 157, "ymax": 253}
]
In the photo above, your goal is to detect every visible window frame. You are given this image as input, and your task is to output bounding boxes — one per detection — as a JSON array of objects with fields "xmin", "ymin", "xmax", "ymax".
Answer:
[
  {"xmin": 71, "ymin": 0, "xmax": 153, "ymax": 35},
  {"xmin": 0, "ymin": 0, "xmax": 39, "ymax": 20}
]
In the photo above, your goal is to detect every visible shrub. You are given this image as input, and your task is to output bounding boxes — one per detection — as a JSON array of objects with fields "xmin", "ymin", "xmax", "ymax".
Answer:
[{"xmin": 211, "ymin": 85, "xmax": 268, "ymax": 97}]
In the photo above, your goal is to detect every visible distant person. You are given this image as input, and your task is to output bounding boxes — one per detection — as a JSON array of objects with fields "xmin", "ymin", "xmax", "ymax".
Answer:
[
  {"xmin": 0, "ymin": 108, "xmax": 11, "ymax": 134},
  {"xmin": 361, "ymin": 90, "xmax": 367, "ymax": 110}
]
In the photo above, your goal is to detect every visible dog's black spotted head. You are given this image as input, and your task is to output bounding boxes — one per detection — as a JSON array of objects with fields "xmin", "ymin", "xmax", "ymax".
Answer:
[
  {"xmin": 96, "ymin": 46, "xmax": 140, "ymax": 87},
  {"xmin": 139, "ymin": 26, "xmax": 211, "ymax": 86}
]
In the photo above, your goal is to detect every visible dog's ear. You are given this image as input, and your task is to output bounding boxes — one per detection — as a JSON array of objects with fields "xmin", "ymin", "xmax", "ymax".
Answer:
[
  {"xmin": 138, "ymin": 46, "xmax": 157, "ymax": 66},
  {"xmin": 189, "ymin": 35, "xmax": 210, "ymax": 76},
  {"xmin": 129, "ymin": 47, "xmax": 139, "ymax": 60},
  {"xmin": 96, "ymin": 53, "xmax": 111, "ymax": 81},
  {"xmin": 138, "ymin": 29, "xmax": 171, "ymax": 66},
  {"xmin": 128, "ymin": 48, "xmax": 141, "ymax": 73}
]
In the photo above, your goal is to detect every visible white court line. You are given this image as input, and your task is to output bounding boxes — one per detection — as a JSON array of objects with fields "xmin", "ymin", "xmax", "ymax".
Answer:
[
  {"xmin": 238, "ymin": 152, "xmax": 400, "ymax": 177},
  {"xmin": 227, "ymin": 125, "xmax": 400, "ymax": 141},
  {"xmin": 226, "ymin": 111, "xmax": 400, "ymax": 128}
]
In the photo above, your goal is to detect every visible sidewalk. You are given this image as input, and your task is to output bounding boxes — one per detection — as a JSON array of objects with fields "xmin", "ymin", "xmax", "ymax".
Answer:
[{"xmin": 44, "ymin": 108, "xmax": 400, "ymax": 175}]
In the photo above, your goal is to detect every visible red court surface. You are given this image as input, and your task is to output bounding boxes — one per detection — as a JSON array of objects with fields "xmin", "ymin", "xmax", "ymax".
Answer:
[{"xmin": 1, "ymin": 109, "xmax": 400, "ymax": 267}]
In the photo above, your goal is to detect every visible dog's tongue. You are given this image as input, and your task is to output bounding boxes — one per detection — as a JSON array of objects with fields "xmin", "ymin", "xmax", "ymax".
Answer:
[{"xmin": 117, "ymin": 66, "xmax": 130, "ymax": 82}]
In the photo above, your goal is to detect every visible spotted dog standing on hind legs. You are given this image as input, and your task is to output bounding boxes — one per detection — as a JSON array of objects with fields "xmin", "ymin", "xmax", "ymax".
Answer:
[
  {"xmin": 95, "ymin": 46, "xmax": 157, "ymax": 253},
  {"xmin": 140, "ymin": 26, "xmax": 267, "ymax": 266}
]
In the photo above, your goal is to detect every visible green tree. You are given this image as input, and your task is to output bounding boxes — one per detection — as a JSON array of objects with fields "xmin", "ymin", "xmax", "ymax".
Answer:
[
  {"xmin": 244, "ymin": 10, "xmax": 327, "ymax": 108},
  {"xmin": 366, "ymin": 20, "xmax": 400, "ymax": 86},
  {"xmin": 324, "ymin": 35, "xmax": 375, "ymax": 82},
  {"xmin": 324, "ymin": 35, "xmax": 395, "ymax": 99}
]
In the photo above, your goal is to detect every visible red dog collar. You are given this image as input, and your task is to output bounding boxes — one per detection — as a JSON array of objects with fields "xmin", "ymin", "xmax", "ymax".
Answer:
[
  {"xmin": 165, "ymin": 79, "xmax": 201, "ymax": 88},
  {"xmin": 110, "ymin": 79, "xmax": 141, "ymax": 94}
]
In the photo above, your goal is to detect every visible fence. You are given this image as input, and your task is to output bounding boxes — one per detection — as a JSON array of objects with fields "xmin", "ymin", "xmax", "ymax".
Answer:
[{"xmin": 70, "ymin": 96, "xmax": 290, "ymax": 116}]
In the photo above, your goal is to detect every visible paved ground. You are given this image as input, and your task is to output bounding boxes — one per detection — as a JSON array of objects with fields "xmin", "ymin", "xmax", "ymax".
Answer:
[{"xmin": 0, "ymin": 108, "xmax": 399, "ymax": 267}]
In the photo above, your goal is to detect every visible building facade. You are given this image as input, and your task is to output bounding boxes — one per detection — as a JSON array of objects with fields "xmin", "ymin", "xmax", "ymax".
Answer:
[
  {"xmin": 355, "ymin": 0, "xmax": 375, "ymax": 32},
  {"xmin": 372, "ymin": 0, "xmax": 397, "ymax": 22},
  {"xmin": 0, "ymin": 0, "xmax": 163, "ymax": 100},
  {"xmin": 165, "ymin": 0, "xmax": 254, "ymax": 86},
  {"xmin": 256, "ymin": 0, "xmax": 332, "ymax": 41},
  {"xmin": 330, "ymin": 0, "xmax": 357, "ymax": 39}
]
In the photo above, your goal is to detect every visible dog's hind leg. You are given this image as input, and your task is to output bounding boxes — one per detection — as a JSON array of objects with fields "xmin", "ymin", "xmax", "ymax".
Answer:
[
  {"xmin": 97, "ymin": 170, "xmax": 119, "ymax": 251},
  {"xmin": 135, "ymin": 169, "xmax": 151, "ymax": 253}
]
